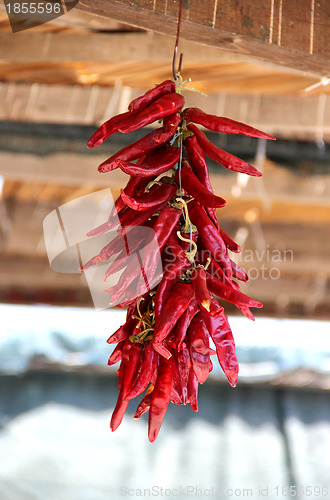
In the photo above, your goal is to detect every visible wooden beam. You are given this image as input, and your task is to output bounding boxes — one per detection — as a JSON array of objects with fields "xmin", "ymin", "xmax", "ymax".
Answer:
[{"xmin": 77, "ymin": 0, "xmax": 330, "ymax": 75}]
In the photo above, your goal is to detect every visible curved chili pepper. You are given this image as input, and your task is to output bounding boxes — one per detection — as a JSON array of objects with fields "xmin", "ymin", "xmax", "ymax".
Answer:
[
  {"xmin": 184, "ymin": 107, "xmax": 275, "ymax": 140},
  {"xmin": 88, "ymin": 109, "xmax": 139, "ymax": 148},
  {"xmin": 200, "ymin": 305, "xmax": 239, "ymax": 387},
  {"xmin": 106, "ymin": 315, "xmax": 137, "ymax": 344},
  {"xmin": 128, "ymin": 80, "xmax": 176, "ymax": 113},
  {"xmin": 97, "ymin": 114, "xmax": 181, "ymax": 173},
  {"xmin": 175, "ymin": 298, "xmax": 199, "ymax": 351},
  {"xmin": 154, "ymin": 257, "xmax": 191, "ymax": 323},
  {"xmin": 134, "ymin": 389, "xmax": 153, "ymax": 419},
  {"xmin": 196, "ymin": 251, "xmax": 241, "ymax": 290},
  {"xmin": 118, "ymin": 93, "xmax": 185, "ymax": 134},
  {"xmin": 191, "ymin": 266, "xmax": 222, "ymax": 317},
  {"xmin": 120, "ymin": 181, "xmax": 177, "ymax": 211},
  {"xmin": 184, "ymin": 134, "xmax": 219, "ymax": 229},
  {"xmin": 110, "ymin": 341, "xmax": 143, "ymax": 431},
  {"xmin": 115, "ymin": 146, "xmax": 180, "ymax": 178},
  {"xmin": 206, "ymin": 272, "xmax": 262, "ymax": 310},
  {"xmin": 220, "ymin": 229, "xmax": 241, "ymax": 253},
  {"xmin": 107, "ymin": 339, "xmax": 126, "ymax": 366},
  {"xmin": 231, "ymin": 259, "xmax": 249, "ymax": 282},
  {"xmin": 175, "ymin": 347, "xmax": 191, "ymax": 404},
  {"xmin": 188, "ymin": 123, "xmax": 262, "ymax": 177},
  {"xmin": 126, "ymin": 342, "xmax": 157, "ymax": 400},
  {"xmin": 175, "ymin": 160, "xmax": 226, "ymax": 208},
  {"xmin": 166, "ymin": 231, "xmax": 188, "ymax": 262},
  {"xmin": 148, "ymin": 357, "xmax": 174, "ymax": 442},
  {"xmin": 187, "ymin": 366, "xmax": 199, "ymax": 412},
  {"xmin": 153, "ymin": 282, "xmax": 195, "ymax": 358},
  {"xmin": 187, "ymin": 313, "xmax": 210, "ymax": 384},
  {"xmin": 188, "ymin": 201, "xmax": 232, "ymax": 278}
]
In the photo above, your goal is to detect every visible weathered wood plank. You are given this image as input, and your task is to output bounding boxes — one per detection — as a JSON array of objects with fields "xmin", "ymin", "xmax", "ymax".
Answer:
[{"xmin": 76, "ymin": 0, "xmax": 330, "ymax": 75}]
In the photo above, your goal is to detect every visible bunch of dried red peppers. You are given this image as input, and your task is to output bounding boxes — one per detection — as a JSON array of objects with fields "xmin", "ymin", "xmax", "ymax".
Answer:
[{"xmin": 85, "ymin": 79, "xmax": 275, "ymax": 442}]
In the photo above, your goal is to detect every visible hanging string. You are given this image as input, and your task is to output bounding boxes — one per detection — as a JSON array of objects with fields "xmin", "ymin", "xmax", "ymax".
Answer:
[{"xmin": 172, "ymin": 0, "xmax": 184, "ymax": 83}]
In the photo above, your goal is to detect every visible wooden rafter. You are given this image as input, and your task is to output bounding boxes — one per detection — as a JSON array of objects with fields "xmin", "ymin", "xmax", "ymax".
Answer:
[{"xmin": 77, "ymin": 0, "xmax": 330, "ymax": 75}]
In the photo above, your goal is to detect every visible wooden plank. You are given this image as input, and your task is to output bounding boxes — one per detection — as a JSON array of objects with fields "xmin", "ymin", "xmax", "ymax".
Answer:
[
  {"xmin": 76, "ymin": 0, "xmax": 330, "ymax": 75},
  {"xmin": 0, "ymin": 31, "xmax": 256, "ymax": 63}
]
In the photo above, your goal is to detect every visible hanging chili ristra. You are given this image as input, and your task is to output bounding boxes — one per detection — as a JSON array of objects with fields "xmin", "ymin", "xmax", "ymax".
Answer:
[{"xmin": 83, "ymin": 75, "xmax": 274, "ymax": 442}]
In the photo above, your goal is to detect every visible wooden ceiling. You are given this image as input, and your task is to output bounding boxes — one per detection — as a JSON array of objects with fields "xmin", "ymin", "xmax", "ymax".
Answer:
[{"xmin": 0, "ymin": 2, "xmax": 329, "ymax": 319}]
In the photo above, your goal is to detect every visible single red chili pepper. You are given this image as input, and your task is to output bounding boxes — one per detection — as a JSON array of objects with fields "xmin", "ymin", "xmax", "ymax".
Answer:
[
  {"xmin": 133, "ymin": 209, "xmax": 185, "ymax": 300},
  {"xmin": 190, "ymin": 266, "xmax": 222, "ymax": 317},
  {"xmin": 200, "ymin": 305, "xmax": 239, "ymax": 387},
  {"xmin": 188, "ymin": 201, "xmax": 232, "ymax": 278},
  {"xmin": 134, "ymin": 389, "xmax": 153, "ymax": 419},
  {"xmin": 220, "ymin": 229, "xmax": 241, "ymax": 253},
  {"xmin": 106, "ymin": 315, "xmax": 137, "ymax": 344},
  {"xmin": 153, "ymin": 282, "xmax": 195, "ymax": 358},
  {"xmin": 128, "ymin": 80, "xmax": 176, "ymax": 113},
  {"xmin": 231, "ymin": 259, "xmax": 249, "ymax": 282},
  {"xmin": 88, "ymin": 109, "xmax": 139, "ymax": 148},
  {"xmin": 97, "ymin": 114, "xmax": 181, "ymax": 173},
  {"xmin": 184, "ymin": 107, "xmax": 275, "ymax": 140},
  {"xmin": 187, "ymin": 366, "xmax": 199, "ymax": 412},
  {"xmin": 188, "ymin": 124, "xmax": 262, "ymax": 177},
  {"xmin": 148, "ymin": 357, "xmax": 174, "ymax": 442},
  {"xmin": 165, "ymin": 231, "xmax": 189, "ymax": 262},
  {"xmin": 115, "ymin": 146, "xmax": 180, "ymax": 178},
  {"xmin": 86, "ymin": 205, "xmax": 136, "ymax": 238},
  {"xmin": 186, "ymin": 313, "xmax": 210, "ymax": 384},
  {"xmin": 183, "ymin": 134, "xmax": 219, "ymax": 230},
  {"xmin": 118, "ymin": 93, "xmax": 185, "ymax": 134},
  {"xmin": 126, "ymin": 342, "xmax": 158, "ymax": 400},
  {"xmin": 107, "ymin": 339, "xmax": 126, "ymax": 366},
  {"xmin": 120, "ymin": 181, "xmax": 177, "ymax": 211},
  {"xmin": 156, "ymin": 112, "xmax": 182, "ymax": 142},
  {"xmin": 105, "ymin": 256, "xmax": 141, "ymax": 304},
  {"xmin": 196, "ymin": 251, "xmax": 240, "ymax": 290},
  {"xmin": 82, "ymin": 231, "xmax": 123, "ymax": 270},
  {"xmin": 175, "ymin": 298, "xmax": 199, "ymax": 351},
  {"xmin": 154, "ymin": 257, "xmax": 191, "ymax": 323},
  {"xmin": 175, "ymin": 347, "xmax": 191, "ymax": 404},
  {"xmin": 175, "ymin": 160, "xmax": 226, "ymax": 208},
  {"xmin": 236, "ymin": 304, "xmax": 256, "ymax": 321},
  {"xmin": 111, "ymin": 341, "xmax": 143, "ymax": 431},
  {"xmin": 206, "ymin": 272, "xmax": 263, "ymax": 310}
]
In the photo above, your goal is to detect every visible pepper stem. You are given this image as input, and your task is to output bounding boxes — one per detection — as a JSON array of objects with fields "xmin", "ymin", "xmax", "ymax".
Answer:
[
  {"xmin": 176, "ymin": 197, "xmax": 197, "ymax": 233},
  {"xmin": 177, "ymin": 231, "xmax": 197, "ymax": 264}
]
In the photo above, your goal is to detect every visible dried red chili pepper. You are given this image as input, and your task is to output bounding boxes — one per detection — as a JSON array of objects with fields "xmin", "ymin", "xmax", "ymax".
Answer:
[
  {"xmin": 188, "ymin": 201, "xmax": 232, "ymax": 277},
  {"xmin": 184, "ymin": 107, "xmax": 275, "ymax": 140},
  {"xmin": 120, "ymin": 181, "xmax": 177, "ymax": 211},
  {"xmin": 148, "ymin": 357, "xmax": 174, "ymax": 442},
  {"xmin": 128, "ymin": 80, "xmax": 176, "ymax": 113},
  {"xmin": 187, "ymin": 313, "xmax": 210, "ymax": 384},
  {"xmin": 97, "ymin": 113, "xmax": 181, "ymax": 173},
  {"xmin": 188, "ymin": 123, "xmax": 262, "ymax": 177},
  {"xmin": 175, "ymin": 160, "xmax": 226, "ymax": 208},
  {"xmin": 115, "ymin": 146, "xmax": 180, "ymax": 178},
  {"xmin": 110, "ymin": 341, "xmax": 143, "ymax": 431},
  {"xmin": 153, "ymin": 282, "xmax": 195, "ymax": 358},
  {"xmin": 201, "ymin": 304, "xmax": 239, "ymax": 387}
]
